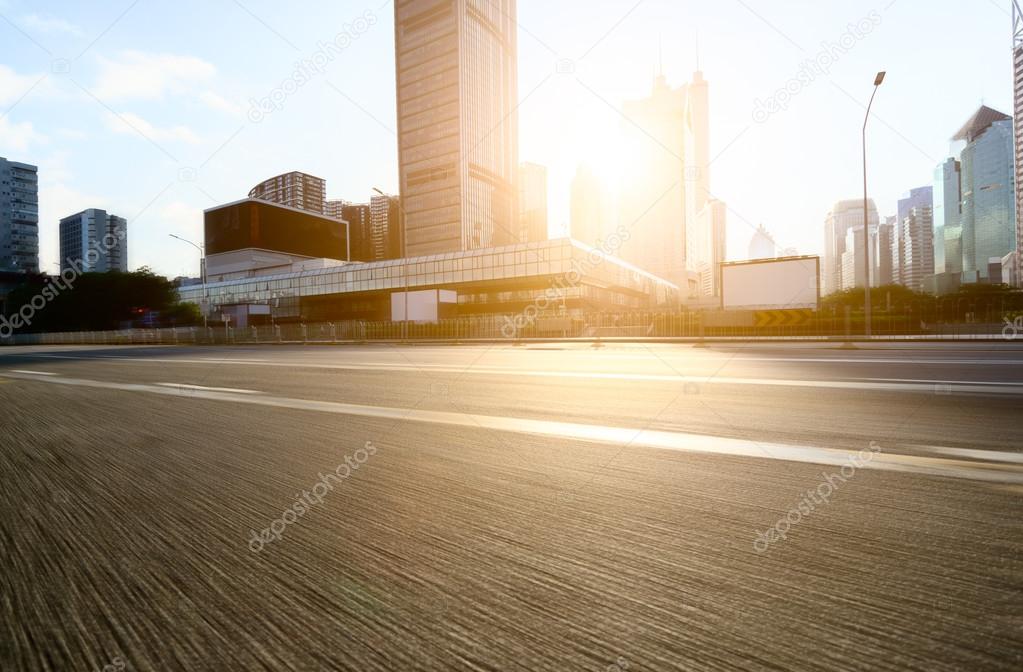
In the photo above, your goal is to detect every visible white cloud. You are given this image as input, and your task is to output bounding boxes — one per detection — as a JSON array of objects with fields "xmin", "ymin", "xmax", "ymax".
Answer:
[
  {"xmin": 199, "ymin": 91, "xmax": 243, "ymax": 117},
  {"xmin": 21, "ymin": 14, "xmax": 84, "ymax": 36},
  {"xmin": 0, "ymin": 65, "xmax": 44, "ymax": 107},
  {"xmin": 0, "ymin": 116, "xmax": 47, "ymax": 152},
  {"xmin": 103, "ymin": 111, "xmax": 201, "ymax": 144},
  {"xmin": 93, "ymin": 50, "xmax": 216, "ymax": 101}
]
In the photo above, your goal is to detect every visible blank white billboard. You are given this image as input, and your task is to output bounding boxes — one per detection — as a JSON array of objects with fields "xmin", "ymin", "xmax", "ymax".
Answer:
[{"xmin": 721, "ymin": 257, "xmax": 820, "ymax": 310}]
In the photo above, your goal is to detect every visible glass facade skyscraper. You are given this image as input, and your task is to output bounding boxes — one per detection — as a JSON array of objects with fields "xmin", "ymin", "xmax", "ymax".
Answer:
[
  {"xmin": 932, "ymin": 158, "xmax": 961, "ymax": 276},
  {"xmin": 394, "ymin": 0, "xmax": 518, "ymax": 256},
  {"xmin": 955, "ymin": 107, "xmax": 1015, "ymax": 282}
]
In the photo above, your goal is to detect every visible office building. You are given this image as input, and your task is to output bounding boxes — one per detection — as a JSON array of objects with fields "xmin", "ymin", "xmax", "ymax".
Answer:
[
  {"xmin": 248, "ymin": 171, "xmax": 327, "ymax": 214},
  {"xmin": 618, "ymin": 71, "xmax": 687, "ymax": 288},
  {"xmin": 570, "ymin": 164, "xmax": 609, "ymax": 247},
  {"xmin": 841, "ymin": 225, "xmax": 875, "ymax": 290},
  {"xmin": 370, "ymin": 194, "xmax": 403, "ymax": 261},
  {"xmin": 874, "ymin": 216, "xmax": 895, "ymax": 286},
  {"xmin": 58, "ymin": 209, "xmax": 128, "ymax": 273},
  {"xmin": 932, "ymin": 158, "xmax": 961, "ymax": 277},
  {"xmin": 824, "ymin": 199, "xmax": 878, "ymax": 295},
  {"xmin": 327, "ymin": 199, "xmax": 374, "ymax": 262},
  {"xmin": 900, "ymin": 205, "xmax": 934, "ymax": 292},
  {"xmin": 394, "ymin": 0, "xmax": 518, "ymax": 256},
  {"xmin": 617, "ymin": 68, "xmax": 723, "ymax": 297},
  {"xmin": 893, "ymin": 187, "xmax": 933, "ymax": 287},
  {"xmin": 518, "ymin": 163, "xmax": 548, "ymax": 243},
  {"xmin": 748, "ymin": 224, "xmax": 776, "ymax": 260},
  {"xmin": 0, "ymin": 157, "xmax": 39, "ymax": 274},
  {"xmin": 697, "ymin": 199, "xmax": 726, "ymax": 297},
  {"xmin": 203, "ymin": 199, "xmax": 349, "ymax": 282},
  {"xmin": 179, "ymin": 238, "xmax": 680, "ymax": 324},
  {"xmin": 955, "ymin": 106, "xmax": 1016, "ymax": 283}
]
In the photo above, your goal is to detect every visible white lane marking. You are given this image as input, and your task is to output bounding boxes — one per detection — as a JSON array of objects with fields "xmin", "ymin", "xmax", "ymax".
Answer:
[
  {"xmin": 155, "ymin": 383, "xmax": 263, "ymax": 395},
  {"xmin": 3, "ymin": 371, "xmax": 1022, "ymax": 485},
  {"xmin": 8, "ymin": 370, "xmax": 58, "ymax": 376},
  {"xmin": 19, "ymin": 357, "xmax": 1023, "ymax": 394},
  {"xmin": 916, "ymin": 446, "xmax": 1023, "ymax": 464}
]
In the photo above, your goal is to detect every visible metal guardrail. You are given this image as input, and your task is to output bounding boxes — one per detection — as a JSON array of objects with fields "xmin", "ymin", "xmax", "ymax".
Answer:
[{"xmin": 0, "ymin": 313, "xmax": 1015, "ymax": 345}]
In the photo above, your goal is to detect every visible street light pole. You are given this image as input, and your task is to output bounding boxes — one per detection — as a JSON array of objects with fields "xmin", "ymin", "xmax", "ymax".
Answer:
[
  {"xmin": 374, "ymin": 188, "xmax": 408, "ymax": 342},
  {"xmin": 169, "ymin": 233, "xmax": 207, "ymax": 329},
  {"xmin": 862, "ymin": 71, "xmax": 885, "ymax": 338}
]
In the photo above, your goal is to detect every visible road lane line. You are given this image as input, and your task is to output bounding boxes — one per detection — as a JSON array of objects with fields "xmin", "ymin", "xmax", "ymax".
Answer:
[
  {"xmin": 3, "ymin": 371, "xmax": 1022, "ymax": 485},
  {"xmin": 8, "ymin": 370, "xmax": 58, "ymax": 376},
  {"xmin": 155, "ymin": 383, "xmax": 264, "ymax": 395},
  {"xmin": 13, "ymin": 358, "xmax": 1023, "ymax": 394}
]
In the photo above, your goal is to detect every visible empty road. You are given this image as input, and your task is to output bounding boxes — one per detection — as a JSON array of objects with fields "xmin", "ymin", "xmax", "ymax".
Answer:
[{"xmin": 1, "ymin": 342, "xmax": 1021, "ymax": 671}]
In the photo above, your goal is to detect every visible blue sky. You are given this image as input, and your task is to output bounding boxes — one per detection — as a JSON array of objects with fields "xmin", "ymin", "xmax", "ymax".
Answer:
[{"xmin": 0, "ymin": 0, "xmax": 1014, "ymax": 278}]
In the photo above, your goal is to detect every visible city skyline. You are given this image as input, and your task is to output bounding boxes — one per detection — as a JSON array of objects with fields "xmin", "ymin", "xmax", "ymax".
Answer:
[{"xmin": 0, "ymin": 0, "xmax": 1014, "ymax": 279}]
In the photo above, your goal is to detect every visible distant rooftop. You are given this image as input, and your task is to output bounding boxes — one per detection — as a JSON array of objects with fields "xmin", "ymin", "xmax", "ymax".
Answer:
[{"xmin": 952, "ymin": 105, "xmax": 1011, "ymax": 143}]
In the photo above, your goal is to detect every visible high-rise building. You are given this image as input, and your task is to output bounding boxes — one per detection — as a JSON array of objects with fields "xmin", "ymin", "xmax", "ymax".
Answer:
[
  {"xmin": 371, "ymin": 194, "xmax": 403, "ymax": 261},
  {"xmin": 394, "ymin": 0, "xmax": 518, "ymax": 256},
  {"xmin": 900, "ymin": 205, "xmax": 934, "ymax": 291},
  {"xmin": 824, "ymin": 199, "xmax": 878, "ymax": 295},
  {"xmin": 841, "ymin": 225, "xmax": 873, "ymax": 290},
  {"xmin": 874, "ymin": 216, "xmax": 896, "ymax": 286},
  {"xmin": 748, "ymin": 224, "xmax": 776, "ymax": 260},
  {"xmin": 697, "ymin": 199, "xmax": 726, "ymax": 297},
  {"xmin": 932, "ymin": 158, "xmax": 961, "ymax": 277},
  {"xmin": 570, "ymin": 164, "xmax": 609, "ymax": 247},
  {"xmin": 955, "ymin": 106, "xmax": 1016, "ymax": 283},
  {"xmin": 248, "ymin": 171, "xmax": 326, "ymax": 214},
  {"xmin": 618, "ymin": 72, "xmax": 686, "ymax": 288},
  {"xmin": 0, "ymin": 157, "xmax": 39, "ymax": 273},
  {"xmin": 518, "ymin": 163, "xmax": 548, "ymax": 243},
  {"xmin": 617, "ymin": 68, "xmax": 721, "ymax": 296},
  {"xmin": 893, "ymin": 187, "xmax": 933, "ymax": 287},
  {"xmin": 327, "ymin": 199, "xmax": 374, "ymax": 262},
  {"xmin": 1013, "ymin": 1, "xmax": 1023, "ymax": 286},
  {"xmin": 59, "ymin": 209, "xmax": 128, "ymax": 273}
]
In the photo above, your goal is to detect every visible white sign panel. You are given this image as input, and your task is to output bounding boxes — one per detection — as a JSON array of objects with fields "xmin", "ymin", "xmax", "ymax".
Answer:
[{"xmin": 721, "ymin": 257, "xmax": 820, "ymax": 310}]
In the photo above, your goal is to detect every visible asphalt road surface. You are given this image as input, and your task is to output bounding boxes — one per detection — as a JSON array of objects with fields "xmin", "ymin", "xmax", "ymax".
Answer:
[{"xmin": 1, "ymin": 342, "xmax": 1021, "ymax": 671}]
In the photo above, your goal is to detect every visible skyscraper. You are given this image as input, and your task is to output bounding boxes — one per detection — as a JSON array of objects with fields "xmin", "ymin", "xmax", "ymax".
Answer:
[
  {"xmin": 517, "ymin": 163, "xmax": 548, "ymax": 243},
  {"xmin": 900, "ymin": 205, "xmax": 934, "ymax": 291},
  {"xmin": 0, "ymin": 157, "xmax": 39, "ymax": 274},
  {"xmin": 875, "ymin": 216, "xmax": 896, "ymax": 286},
  {"xmin": 370, "ymin": 193, "xmax": 403, "ymax": 261},
  {"xmin": 327, "ymin": 199, "xmax": 373, "ymax": 262},
  {"xmin": 618, "ymin": 69, "xmax": 720, "ymax": 295},
  {"xmin": 59, "ymin": 209, "xmax": 128, "ymax": 273},
  {"xmin": 894, "ymin": 186, "xmax": 933, "ymax": 287},
  {"xmin": 932, "ymin": 158, "xmax": 961, "ymax": 277},
  {"xmin": 824, "ymin": 199, "xmax": 878, "ymax": 295},
  {"xmin": 618, "ymin": 72, "xmax": 686, "ymax": 288},
  {"xmin": 955, "ymin": 106, "xmax": 1015, "ymax": 282},
  {"xmin": 394, "ymin": 0, "xmax": 518, "ymax": 256},
  {"xmin": 248, "ymin": 172, "xmax": 326, "ymax": 214},
  {"xmin": 748, "ymin": 224, "xmax": 776, "ymax": 260}
]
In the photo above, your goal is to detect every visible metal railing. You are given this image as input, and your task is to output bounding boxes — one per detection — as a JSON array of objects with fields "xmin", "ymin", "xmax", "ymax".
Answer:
[{"xmin": 1, "ymin": 312, "xmax": 1016, "ymax": 345}]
